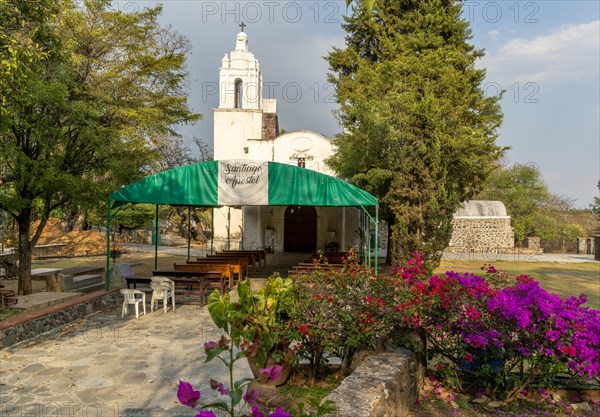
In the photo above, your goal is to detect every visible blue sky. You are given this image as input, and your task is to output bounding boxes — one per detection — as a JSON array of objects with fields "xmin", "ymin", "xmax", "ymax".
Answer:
[{"xmin": 135, "ymin": 1, "xmax": 599, "ymax": 208}]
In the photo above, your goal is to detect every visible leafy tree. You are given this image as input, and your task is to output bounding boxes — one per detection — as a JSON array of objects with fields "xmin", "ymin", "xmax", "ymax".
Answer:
[
  {"xmin": 477, "ymin": 163, "xmax": 551, "ymax": 242},
  {"xmin": 591, "ymin": 180, "xmax": 600, "ymax": 215},
  {"xmin": 327, "ymin": 0, "xmax": 505, "ymax": 268},
  {"xmin": 0, "ymin": 0, "xmax": 200, "ymax": 294},
  {"xmin": 478, "ymin": 164, "xmax": 594, "ymax": 247}
]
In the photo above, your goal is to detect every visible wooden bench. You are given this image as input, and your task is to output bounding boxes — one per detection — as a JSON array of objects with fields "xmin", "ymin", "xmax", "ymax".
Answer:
[
  {"xmin": 211, "ymin": 252, "xmax": 256, "ymax": 274},
  {"xmin": 222, "ymin": 250, "xmax": 267, "ymax": 267},
  {"xmin": 0, "ymin": 289, "xmax": 15, "ymax": 307},
  {"xmin": 186, "ymin": 260, "xmax": 244, "ymax": 285},
  {"xmin": 202, "ymin": 255, "xmax": 250, "ymax": 277},
  {"xmin": 174, "ymin": 263, "xmax": 235, "ymax": 288},
  {"xmin": 152, "ymin": 269, "xmax": 226, "ymax": 305}
]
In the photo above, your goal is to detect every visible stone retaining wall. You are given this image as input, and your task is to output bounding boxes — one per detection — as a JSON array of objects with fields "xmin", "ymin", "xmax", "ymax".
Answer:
[
  {"xmin": 449, "ymin": 217, "xmax": 514, "ymax": 251},
  {"xmin": 324, "ymin": 348, "xmax": 419, "ymax": 417},
  {"xmin": 0, "ymin": 290, "xmax": 120, "ymax": 349}
]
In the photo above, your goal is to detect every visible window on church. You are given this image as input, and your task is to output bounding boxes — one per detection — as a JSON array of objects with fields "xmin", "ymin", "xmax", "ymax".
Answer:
[
  {"xmin": 297, "ymin": 157, "xmax": 306, "ymax": 168},
  {"xmin": 234, "ymin": 79, "xmax": 243, "ymax": 109}
]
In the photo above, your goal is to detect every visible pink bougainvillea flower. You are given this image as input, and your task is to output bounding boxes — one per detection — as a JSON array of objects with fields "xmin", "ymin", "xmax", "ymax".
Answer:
[
  {"xmin": 268, "ymin": 407, "xmax": 291, "ymax": 417},
  {"xmin": 260, "ymin": 365, "xmax": 283, "ymax": 382},
  {"xmin": 177, "ymin": 380, "xmax": 200, "ymax": 407},
  {"xmin": 209, "ymin": 379, "xmax": 229, "ymax": 395},
  {"xmin": 251, "ymin": 405, "xmax": 265, "ymax": 417},
  {"xmin": 244, "ymin": 387, "xmax": 258, "ymax": 404},
  {"xmin": 203, "ymin": 341, "xmax": 218, "ymax": 354},
  {"xmin": 216, "ymin": 383, "xmax": 228, "ymax": 395},
  {"xmin": 464, "ymin": 353, "xmax": 473, "ymax": 363},
  {"xmin": 195, "ymin": 411, "xmax": 217, "ymax": 417}
]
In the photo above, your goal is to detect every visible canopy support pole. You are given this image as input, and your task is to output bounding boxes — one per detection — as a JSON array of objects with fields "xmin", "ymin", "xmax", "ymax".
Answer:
[
  {"xmin": 361, "ymin": 205, "xmax": 379, "ymax": 275},
  {"xmin": 154, "ymin": 205, "xmax": 159, "ymax": 270},
  {"xmin": 210, "ymin": 208, "xmax": 214, "ymax": 254},
  {"xmin": 187, "ymin": 206, "xmax": 191, "ymax": 262},
  {"xmin": 1, "ymin": 207, "xmax": 5, "ymax": 254},
  {"xmin": 105, "ymin": 201, "xmax": 111, "ymax": 291},
  {"xmin": 227, "ymin": 207, "xmax": 231, "ymax": 250},
  {"xmin": 375, "ymin": 205, "xmax": 379, "ymax": 275}
]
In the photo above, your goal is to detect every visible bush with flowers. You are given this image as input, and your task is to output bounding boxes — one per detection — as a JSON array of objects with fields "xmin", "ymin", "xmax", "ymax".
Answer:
[
  {"xmin": 177, "ymin": 249, "xmax": 599, "ymax": 414},
  {"xmin": 390, "ymin": 253, "xmax": 600, "ymax": 402},
  {"xmin": 289, "ymin": 250, "xmax": 394, "ymax": 383}
]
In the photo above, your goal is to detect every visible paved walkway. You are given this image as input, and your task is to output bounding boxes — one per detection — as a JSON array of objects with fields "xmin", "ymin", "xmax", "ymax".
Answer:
[{"xmin": 0, "ymin": 301, "xmax": 252, "ymax": 417}]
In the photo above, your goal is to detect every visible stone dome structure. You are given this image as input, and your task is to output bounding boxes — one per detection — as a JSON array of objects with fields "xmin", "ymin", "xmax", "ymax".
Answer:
[
  {"xmin": 448, "ymin": 200, "xmax": 514, "ymax": 251},
  {"xmin": 454, "ymin": 200, "xmax": 508, "ymax": 217}
]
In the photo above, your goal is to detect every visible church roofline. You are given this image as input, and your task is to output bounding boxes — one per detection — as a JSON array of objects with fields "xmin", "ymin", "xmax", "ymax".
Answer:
[{"xmin": 276, "ymin": 130, "xmax": 332, "ymax": 140}]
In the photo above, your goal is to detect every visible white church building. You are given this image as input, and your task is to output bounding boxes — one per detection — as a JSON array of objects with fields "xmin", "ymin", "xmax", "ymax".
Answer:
[{"xmin": 211, "ymin": 29, "xmax": 361, "ymax": 253}]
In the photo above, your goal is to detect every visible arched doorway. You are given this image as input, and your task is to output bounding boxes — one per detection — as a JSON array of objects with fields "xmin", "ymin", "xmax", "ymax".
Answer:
[{"xmin": 284, "ymin": 206, "xmax": 317, "ymax": 252}]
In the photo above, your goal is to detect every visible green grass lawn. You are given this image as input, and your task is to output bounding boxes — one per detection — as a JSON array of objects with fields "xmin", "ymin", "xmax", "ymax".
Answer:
[{"xmin": 436, "ymin": 259, "xmax": 600, "ymax": 309}]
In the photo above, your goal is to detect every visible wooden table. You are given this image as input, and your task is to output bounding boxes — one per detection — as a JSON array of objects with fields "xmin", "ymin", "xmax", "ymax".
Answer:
[
  {"xmin": 151, "ymin": 270, "xmax": 225, "ymax": 305},
  {"xmin": 125, "ymin": 276, "xmax": 152, "ymax": 289}
]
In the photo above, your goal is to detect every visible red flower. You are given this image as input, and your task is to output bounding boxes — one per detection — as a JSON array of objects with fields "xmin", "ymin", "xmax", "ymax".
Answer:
[{"xmin": 298, "ymin": 324, "xmax": 310, "ymax": 336}]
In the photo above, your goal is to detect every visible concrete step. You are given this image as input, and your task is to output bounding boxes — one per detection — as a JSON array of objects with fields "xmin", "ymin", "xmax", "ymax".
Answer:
[
  {"xmin": 74, "ymin": 283, "xmax": 105, "ymax": 293},
  {"xmin": 64, "ymin": 274, "xmax": 103, "ymax": 292},
  {"xmin": 13, "ymin": 292, "xmax": 82, "ymax": 312}
]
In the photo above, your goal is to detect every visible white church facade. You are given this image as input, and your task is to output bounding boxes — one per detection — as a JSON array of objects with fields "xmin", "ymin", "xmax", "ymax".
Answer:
[{"xmin": 211, "ymin": 30, "xmax": 360, "ymax": 253}]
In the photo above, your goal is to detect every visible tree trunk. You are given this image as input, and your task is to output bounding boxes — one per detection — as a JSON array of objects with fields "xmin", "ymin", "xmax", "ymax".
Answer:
[
  {"xmin": 338, "ymin": 345, "xmax": 356, "ymax": 380},
  {"xmin": 385, "ymin": 220, "xmax": 395, "ymax": 265},
  {"xmin": 17, "ymin": 210, "xmax": 33, "ymax": 295}
]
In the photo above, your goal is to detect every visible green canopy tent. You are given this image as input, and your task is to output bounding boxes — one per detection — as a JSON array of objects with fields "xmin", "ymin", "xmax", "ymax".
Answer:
[{"xmin": 105, "ymin": 160, "xmax": 379, "ymax": 289}]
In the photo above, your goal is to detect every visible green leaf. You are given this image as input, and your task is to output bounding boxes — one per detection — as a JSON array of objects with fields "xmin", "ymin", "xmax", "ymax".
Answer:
[
  {"xmin": 203, "ymin": 347, "xmax": 225, "ymax": 363},
  {"xmin": 200, "ymin": 401, "xmax": 229, "ymax": 412},
  {"xmin": 233, "ymin": 377, "xmax": 255, "ymax": 390},
  {"xmin": 229, "ymin": 388, "xmax": 243, "ymax": 406},
  {"xmin": 207, "ymin": 289, "xmax": 228, "ymax": 329}
]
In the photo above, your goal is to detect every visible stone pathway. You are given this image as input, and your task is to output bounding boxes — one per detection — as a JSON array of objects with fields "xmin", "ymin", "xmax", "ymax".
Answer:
[{"xmin": 0, "ymin": 302, "xmax": 251, "ymax": 417}]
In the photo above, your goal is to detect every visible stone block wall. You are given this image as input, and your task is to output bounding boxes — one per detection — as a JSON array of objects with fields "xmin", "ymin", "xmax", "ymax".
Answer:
[
  {"xmin": 449, "ymin": 217, "xmax": 514, "ymax": 251},
  {"xmin": 324, "ymin": 349, "xmax": 419, "ymax": 417},
  {"xmin": 0, "ymin": 290, "xmax": 120, "ymax": 348},
  {"xmin": 262, "ymin": 112, "xmax": 279, "ymax": 140}
]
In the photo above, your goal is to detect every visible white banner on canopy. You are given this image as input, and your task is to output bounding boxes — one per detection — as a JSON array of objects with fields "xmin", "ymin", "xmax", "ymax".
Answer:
[{"xmin": 217, "ymin": 160, "xmax": 269, "ymax": 205}]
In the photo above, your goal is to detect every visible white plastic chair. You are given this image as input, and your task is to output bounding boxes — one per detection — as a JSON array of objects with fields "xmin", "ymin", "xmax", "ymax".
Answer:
[
  {"xmin": 150, "ymin": 277, "xmax": 175, "ymax": 313},
  {"xmin": 120, "ymin": 289, "xmax": 146, "ymax": 318}
]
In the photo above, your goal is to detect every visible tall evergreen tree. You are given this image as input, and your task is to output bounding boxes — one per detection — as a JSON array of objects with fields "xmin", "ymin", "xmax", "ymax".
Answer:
[
  {"xmin": 327, "ymin": 0, "xmax": 505, "ymax": 268},
  {"xmin": 0, "ymin": 0, "xmax": 200, "ymax": 294}
]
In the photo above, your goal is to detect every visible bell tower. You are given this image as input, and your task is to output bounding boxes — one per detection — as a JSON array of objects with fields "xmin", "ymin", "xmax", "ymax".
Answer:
[{"xmin": 213, "ymin": 26, "xmax": 277, "ymax": 160}]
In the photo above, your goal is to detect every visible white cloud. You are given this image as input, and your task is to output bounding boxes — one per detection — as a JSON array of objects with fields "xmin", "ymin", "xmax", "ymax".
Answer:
[
  {"xmin": 487, "ymin": 30, "xmax": 500, "ymax": 40},
  {"xmin": 480, "ymin": 20, "xmax": 600, "ymax": 83}
]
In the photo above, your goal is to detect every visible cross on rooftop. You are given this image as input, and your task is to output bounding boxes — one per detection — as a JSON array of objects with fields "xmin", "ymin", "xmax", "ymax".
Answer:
[{"xmin": 239, "ymin": 22, "xmax": 246, "ymax": 32}]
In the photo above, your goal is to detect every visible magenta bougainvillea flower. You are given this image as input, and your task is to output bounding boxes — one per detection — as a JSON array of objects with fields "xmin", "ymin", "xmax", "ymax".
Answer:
[
  {"xmin": 251, "ymin": 406, "xmax": 265, "ymax": 417},
  {"xmin": 243, "ymin": 387, "xmax": 258, "ymax": 403},
  {"xmin": 177, "ymin": 380, "xmax": 200, "ymax": 407},
  {"xmin": 203, "ymin": 341, "xmax": 218, "ymax": 354},
  {"xmin": 268, "ymin": 407, "xmax": 291, "ymax": 417},
  {"xmin": 260, "ymin": 365, "xmax": 283, "ymax": 382},
  {"xmin": 209, "ymin": 379, "xmax": 229, "ymax": 395},
  {"xmin": 195, "ymin": 411, "xmax": 217, "ymax": 417}
]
